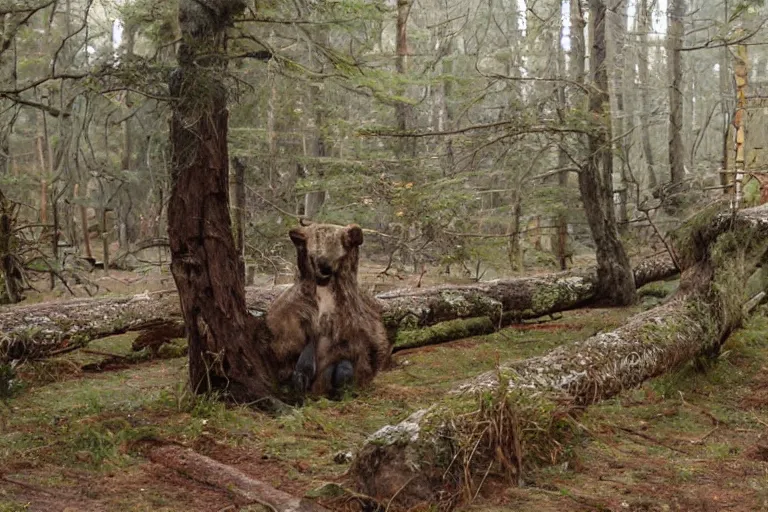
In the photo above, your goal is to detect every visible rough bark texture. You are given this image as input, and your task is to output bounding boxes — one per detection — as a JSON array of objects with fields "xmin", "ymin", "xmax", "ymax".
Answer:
[
  {"xmin": 579, "ymin": 0, "xmax": 637, "ymax": 306},
  {"xmin": 0, "ymin": 195, "xmax": 20, "ymax": 304},
  {"xmin": 230, "ymin": 156, "xmax": 246, "ymax": 282},
  {"xmin": 349, "ymin": 204, "xmax": 768, "ymax": 509},
  {"xmin": 0, "ymin": 257, "xmax": 677, "ymax": 362},
  {"xmin": 638, "ymin": 0, "xmax": 657, "ymax": 190},
  {"xmin": 394, "ymin": 0, "xmax": 415, "ymax": 159},
  {"xmin": 148, "ymin": 445, "xmax": 329, "ymax": 512},
  {"xmin": 168, "ymin": 0, "xmax": 274, "ymax": 399},
  {"xmin": 667, "ymin": 0, "xmax": 686, "ymax": 187}
]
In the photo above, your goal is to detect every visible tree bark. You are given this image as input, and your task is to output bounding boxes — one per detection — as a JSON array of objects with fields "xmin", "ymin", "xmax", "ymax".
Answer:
[
  {"xmin": 302, "ymin": 26, "xmax": 328, "ymax": 219},
  {"xmin": 349, "ymin": 203, "xmax": 768, "ymax": 509},
  {"xmin": 608, "ymin": 0, "xmax": 629, "ymax": 233},
  {"xmin": 718, "ymin": 0, "xmax": 733, "ymax": 193},
  {"xmin": 74, "ymin": 183, "xmax": 92, "ymax": 260},
  {"xmin": 0, "ymin": 256, "xmax": 677, "ymax": 362},
  {"xmin": 100, "ymin": 208, "xmax": 109, "ymax": 276},
  {"xmin": 578, "ymin": 0, "xmax": 636, "ymax": 306},
  {"xmin": 555, "ymin": 0, "xmax": 572, "ymax": 270},
  {"xmin": 395, "ymin": 0, "xmax": 415, "ymax": 159},
  {"xmin": 0, "ymin": 192, "xmax": 20, "ymax": 304},
  {"xmin": 667, "ymin": 0, "xmax": 685, "ymax": 187},
  {"xmin": 230, "ymin": 156, "xmax": 246, "ymax": 282},
  {"xmin": 638, "ymin": 0, "xmax": 657, "ymax": 190},
  {"xmin": 168, "ymin": 0, "xmax": 273, "ymax": 399}
]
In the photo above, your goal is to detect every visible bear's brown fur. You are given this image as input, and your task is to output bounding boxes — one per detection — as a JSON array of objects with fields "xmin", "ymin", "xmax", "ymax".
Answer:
[{"xmin": 266, "ymin": 223, "xmax": 391, "ymax": 399}]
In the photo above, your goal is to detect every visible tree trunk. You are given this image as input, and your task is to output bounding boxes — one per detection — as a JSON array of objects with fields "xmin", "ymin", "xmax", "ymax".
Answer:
[
  {"xmin": 118, "ymin": 112, "xmax": 133, "ymax": 250},
  {"xmin": 101, "ymin": 209, "xmax": 109, "ymax": 276},
  {"xmin": 0, "ymin": 192, "xmax": 20, "ymax": 304},
  {"xmin": 555, "ymin": 0, "xmax": 571, "ymax": 270},
  {"xmin": 732, "ymin": 44, "xmax": 748, "ymax": 209},
  {"xmin": 349, "ymin": 203, "xmax": 767, "ymax": 509},
  {"xmin": 608, "ymin": 0, "xmax": 629, "ymax": 232},
  {"xmin": 579, "ymin": 0, "xmax": 636, "ymax": 306},
  {"xmin": 0, "ymin": 256, "xmax": 677, "ymax": 362},
  {"xmin": 718, "ymin": 0, "xmax": 733, "ymax": 192},
  {"xmin": 667, "ymin": 0, "xmax": 685, "ymax": 187},
  {"xmin": 230, "ymin": 156, "xmax": 246, "ymax": 282},
  {"xmin": 395, "ymin": 0, "xmax": 415, "ymax": 159},
  {"xmin": 266, "ymin": 57, "xmax": 278, "ymax": 192},
  {"xmin": 302, "ymin": 28, "xmax": 328, "ymax": 219},
  {"xmin": 638, "ymin": 0, "xmax": 657, "ymax": 190},
  {"xmin": 50, "ymin": 185, "xmax": 59, "ymax": 290},
  {"xmin": 74, "ymin": 184, "xmax": 92, "ymax": 260},
  {"xmin": 168, "ymin": 0, "xmax": 273, "ymax": 400}
]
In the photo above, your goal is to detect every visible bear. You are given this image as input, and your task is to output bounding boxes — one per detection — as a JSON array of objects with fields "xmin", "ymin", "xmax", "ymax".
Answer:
[{"xmin": 266, "ymin": 222, "xmax": 392, "ymax": 401}]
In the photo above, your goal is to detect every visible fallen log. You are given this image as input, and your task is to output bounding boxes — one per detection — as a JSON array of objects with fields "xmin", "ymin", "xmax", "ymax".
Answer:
[
  {"xmin": 349, "ymin": 204, "xmax": 768, "ymax": 509},
  {"xmin": 0, "ymin": 255, "xmax": 677, "ymax": 362},
  {"xmin": 148, "ymin": 444, "xmax": 328, "ymax": 512}
]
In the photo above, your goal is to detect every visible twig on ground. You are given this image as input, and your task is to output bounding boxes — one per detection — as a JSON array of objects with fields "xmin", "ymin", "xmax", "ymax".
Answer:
[
  {"xmin": 615, "ymin": 425, "xmax": 691, "ymax": 455},
  {"xmin": 690, "ymin": 426, "xmax": 718, "ymax": 445}
]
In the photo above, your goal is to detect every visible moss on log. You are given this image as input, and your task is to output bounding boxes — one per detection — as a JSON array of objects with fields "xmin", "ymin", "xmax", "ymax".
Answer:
[
  {"xmin": 349, "ymin": 205, "xmax": 768, "ymax": 509},
  {"xmin": 393, "ymin": 317, "xmax": 495, "ymax": 350}
]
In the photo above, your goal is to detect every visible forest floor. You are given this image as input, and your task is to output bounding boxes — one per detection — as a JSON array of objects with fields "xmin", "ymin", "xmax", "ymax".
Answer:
[{"xmin": 3, "ymin": 271, "xmax": 768, "ymax": 511}]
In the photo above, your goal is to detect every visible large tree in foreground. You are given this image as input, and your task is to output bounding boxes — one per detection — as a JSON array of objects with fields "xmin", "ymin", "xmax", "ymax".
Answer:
[
  {"xmin": 577, "ymin": 0, "xmax": 636, "ymax": 305},
  {"xmin": 168, "ymin": 0, "xmax": 273, "ymax": 399}
]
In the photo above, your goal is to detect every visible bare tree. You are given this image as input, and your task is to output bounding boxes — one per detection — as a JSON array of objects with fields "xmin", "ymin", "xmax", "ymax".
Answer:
[
  {"xmin": 667, "ymin": 0, "xmax": 686, "ymax": 188},
  {"xmin": 578, "ymin": 0, "xmax": 636, "ymax": 306},
  {"xmin": 637, "ymin": 0, "xmax": 658, "ymax": 191}
]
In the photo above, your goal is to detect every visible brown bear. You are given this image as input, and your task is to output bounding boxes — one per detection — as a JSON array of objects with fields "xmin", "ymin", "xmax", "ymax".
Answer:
[{"xmin": 266, "ymin": 222, "xmax": 391, "ymax": 401}]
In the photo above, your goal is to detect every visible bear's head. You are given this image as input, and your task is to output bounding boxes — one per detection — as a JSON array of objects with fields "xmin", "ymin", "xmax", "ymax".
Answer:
[{"xmin": 288, "ymin": 223, "xmax": 364, "ymax": 286}]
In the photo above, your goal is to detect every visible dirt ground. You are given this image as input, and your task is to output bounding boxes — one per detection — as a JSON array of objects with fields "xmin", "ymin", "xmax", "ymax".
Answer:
[{"xmin": 3, "ymin": 270, "xmax": 768, "ymax": 511}]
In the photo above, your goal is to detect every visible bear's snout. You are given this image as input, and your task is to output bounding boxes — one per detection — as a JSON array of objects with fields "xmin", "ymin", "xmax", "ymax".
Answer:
[{"xmin": 316, "ymin": 257, "xmax": 333, "ymax": 279}]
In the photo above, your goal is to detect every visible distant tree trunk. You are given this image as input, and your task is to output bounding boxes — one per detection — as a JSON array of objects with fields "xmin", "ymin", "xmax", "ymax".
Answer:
[
  {"xmin": 566, "ymin": 0, "xmax": 587, "ymax": 272},
  {"xmin": 555, "ymin": 1, "xmax": 572, "ymax": 270},
  {"xmin": 608, "ymin": 0, "xmax": 629, "ymax": 233},
  {"xmin": 117, "ymin": 24, "xmax": 137, "ymax": 251},
  {"xmin": 579, "ymin": 0, "xmax": 636, "ymax": 306},
  {"xmin": 638, "ymin": 0, "xmax": 657, "ymax": 190},
  {"xmin": 40, "ymin": 179, "xmax": 48, "ymax": 224},
  {"xmin": 230, "ymin": 156, "xmax": 246, "ymax": 282},
  {"xmin": 667, "ymin": 0, "xmax": 685, "ymax": 187},
  {"xmin": 50, "ymin": 185, "xmax": 59, "ymax": 289},
  {"xmin": 719, "ymin": 0, "xmax": 733, "ymax": 193},
  {"xmin": 719, "ymin": 43, "xmax": 734, "ymax": 195},
  {"xmin": 440, "ymin": 36, "xmax": 455, "ymax": 175},
  {"xmin": 168, "ymin": 0, "xmax": 273, "ymax": 399},
  {"xmin": 395, "ymin": 0, "xmax": 415, "ymax": 159},
  {"xmin": 101, "ymin": 209, "xmax": 110, "ymax": 276},
  {"xmin": 302, "ymin": 25, "xmax": 328, "ymax": 219},
  {"xmin": 118, "ymin": 115, "xmax": 133, "ymax": 250},
  {"xmin": 732, "ymin": 43, "xmax": 748, "ymax": 208},
  {"xmin": 507, "ymin": 195, "xmax": 523, "ymax": 272},
  {"xmin": 266, "ymin": 56, "xmax": 277, "ymax": 192},
  {"xmin": 303, "ymin": 81, "xmax": 327, "ymax": 218},
  {"xmin": 0, "ymin": 191, "xmax": 20, "ymax": 304},
  {"xmin": 74, "ymin": 184, "xmax": 92, "ymax": 260}
]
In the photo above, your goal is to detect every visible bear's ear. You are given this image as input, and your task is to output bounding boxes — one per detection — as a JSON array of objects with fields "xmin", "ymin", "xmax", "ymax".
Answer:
[
  {"xmin": 289, "ymin": 227, "xmax": 307, "ymax": 246},
  {"xmin": 344, "ymin": 224, "xmax": 364, "ymax": 248}
]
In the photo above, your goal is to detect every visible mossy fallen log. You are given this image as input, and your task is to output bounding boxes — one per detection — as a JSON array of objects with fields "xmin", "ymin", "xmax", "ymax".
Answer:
[
  {"xmin": 349, "ymin": 205, "xmax": 768, "ymax": 510},
  {"xmin": 0, "ymin": 255, "xmax": 677, "ymax": 362}
]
